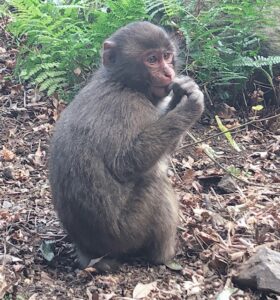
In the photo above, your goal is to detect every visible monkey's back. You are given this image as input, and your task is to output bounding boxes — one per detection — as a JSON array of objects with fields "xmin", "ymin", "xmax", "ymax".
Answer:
[{"xmin": 49, "ymin": 70, "xmax": 176, "ymax": 257}]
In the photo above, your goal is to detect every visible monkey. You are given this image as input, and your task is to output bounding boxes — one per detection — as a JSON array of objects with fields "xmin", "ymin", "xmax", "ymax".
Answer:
[{"xmin": 48, "ymin": 21, "xmax": 204, "ymax": 271}]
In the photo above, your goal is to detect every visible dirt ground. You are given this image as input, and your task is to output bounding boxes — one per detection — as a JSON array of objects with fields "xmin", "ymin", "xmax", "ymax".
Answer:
[{"xmin": 1, "ymin": 18, "xmax": 280, "ymax": 300}]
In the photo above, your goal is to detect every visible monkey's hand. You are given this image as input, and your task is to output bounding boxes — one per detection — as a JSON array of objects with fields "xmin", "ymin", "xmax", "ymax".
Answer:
[{"xmin": 171, "ymin": 76, "xmax": 204, "ymax": 117}]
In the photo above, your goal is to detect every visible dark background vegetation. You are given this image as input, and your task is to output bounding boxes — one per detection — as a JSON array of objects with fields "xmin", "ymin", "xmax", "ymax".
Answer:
[{"xmin": 1, "ymin": 0, "xmax": 280, "ymax": 108}]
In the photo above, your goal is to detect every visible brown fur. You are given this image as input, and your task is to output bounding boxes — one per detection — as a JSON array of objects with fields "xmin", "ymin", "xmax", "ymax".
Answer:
[{"xmin": 49, "ymin": 21, "xmax": 204, "ymax": 270}]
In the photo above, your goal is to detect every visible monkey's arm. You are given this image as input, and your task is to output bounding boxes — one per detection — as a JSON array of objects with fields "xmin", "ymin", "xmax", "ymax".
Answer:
[{"xmin": 112, "ymin": 99, "xmax": 202, "ymax": 182}]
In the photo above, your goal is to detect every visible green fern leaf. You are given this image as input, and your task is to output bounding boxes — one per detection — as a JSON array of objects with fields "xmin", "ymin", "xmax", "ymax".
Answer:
[
  {"xmin": 234, "ymin": 56, "xmax": 280, "ymax": 68},
  {"xmin": 39, "ymin": 77, "xmax": 66, "ymax": 92}
]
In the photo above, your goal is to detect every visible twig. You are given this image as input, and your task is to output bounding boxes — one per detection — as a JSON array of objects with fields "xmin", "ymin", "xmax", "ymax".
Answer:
[
  {"xmin": 1, "ymin": 238, "xmax": 7, "ymax": 267},
  {"xmin": 23, "ymin": 90, "xmax": 27, "ymax": 107},
  {"xmin": 203, "ymin": 85, "xmax": 213, "ymax": 106},
  {"xmin": 185, "ymin": 132, "xmax": 280, "ymax": 190},
  {"xmin": 179, "ymin": 113, "xmax": 280, "ymax": 150},
  {"xmin": 169, "ymin": 158, "xmax": 182, "ymax": 182},
  {"xmin": 179, "ymin": 128, "xmax": 245, "ymax": 150}
]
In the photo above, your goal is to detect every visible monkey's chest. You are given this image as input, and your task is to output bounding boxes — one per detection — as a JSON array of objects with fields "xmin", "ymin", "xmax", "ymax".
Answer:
[
  {"xmin": 156, "ymin": 157, "xmax": 169, "ymax": 175},
  {"xmin": 156, "ymin": 95, "xmax": 172, "ymax": 114}
]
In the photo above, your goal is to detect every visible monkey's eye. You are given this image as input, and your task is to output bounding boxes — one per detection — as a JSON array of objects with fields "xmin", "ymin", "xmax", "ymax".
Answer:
[
  {"xmin": 163, "ymin": 52, "xmax": 172, "ymax": 62},
  {"xmin": 146, "ymin": 55, "xmax": 158, "ymax": 64}
]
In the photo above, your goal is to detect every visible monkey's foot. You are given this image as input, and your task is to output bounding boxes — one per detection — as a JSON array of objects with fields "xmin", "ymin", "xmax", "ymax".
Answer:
[
  {"xmin": 76, "ymin": 249, "xmax": 120, "ymax": 273},
  {"xmin": 89, "ymin": 258, "xmax": 120, "ymax": 273},
  {"xmin": 76, "ymin": 249, "xmax": 91, "ymax": 269}
]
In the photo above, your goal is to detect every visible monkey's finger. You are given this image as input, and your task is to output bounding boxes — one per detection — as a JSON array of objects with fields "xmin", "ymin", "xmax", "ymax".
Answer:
[
  {"xmin": 180, "ymin": 81, "xmax": 200, "ymax": 97},
  {"xmin": 172, "ymin": 76, "xmax": 193, "ymax": 85},
  {"xmin": 171, "ymin": 77, "xmax": 198, "ymax": 96},
  {"xmin": 179, "ymin": 92, "xmax": 204, "ymax": 114},
  {"xmin": 172, "ymin": 81, "xmax": 200, "ymax": 98},
  {"xmin": 171, "ymin": 82, "xmax": 188, "ymax": 95},
  {"xmin": 188, "ymin": 90, "xmax": 204, "ymax": 105}
]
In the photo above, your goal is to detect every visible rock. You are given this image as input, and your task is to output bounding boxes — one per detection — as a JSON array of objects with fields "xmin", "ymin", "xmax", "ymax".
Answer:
[
  {"xmin": 2, "ymin": 167, "xmax": 14, "ymax": 180},
  {"xmin": 233, "ymin": 247, "xmax": 280, "ymax": 294},
  {"xmin": 217, "ymin": 175, "xmax": 237, "ymax": 194}
]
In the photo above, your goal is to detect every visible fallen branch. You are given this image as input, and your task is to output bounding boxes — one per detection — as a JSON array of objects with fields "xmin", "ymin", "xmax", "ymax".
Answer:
[
  {"xmin": 184, "ymin": 130, "xmax": 280, "ymax": 190},
  {"xmin": 179, "ymin": 113, "xmax": 280, "ymax": 150}
]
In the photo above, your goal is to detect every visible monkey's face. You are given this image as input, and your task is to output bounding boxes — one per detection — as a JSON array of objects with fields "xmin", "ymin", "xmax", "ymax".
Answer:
[
  {"xmin": 143, "ymin": 49, "xmax": 175, "ymax": 98},
  {"xmin": 102, "ymin": 22, "xmax": 177, "ymax": 99}
]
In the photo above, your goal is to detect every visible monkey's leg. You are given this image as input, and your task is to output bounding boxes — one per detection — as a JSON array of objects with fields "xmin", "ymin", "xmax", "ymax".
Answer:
[
  {"xmin": 151, "ymin": 185, "xmax": 179, "ymax": 264},
  {"xmin": 126, "ymin": 185, "xmax": 179, "ymax": 264},
  {"xmin": 146, "ymin": 207, "xmax": 178, "ymax": 264}
]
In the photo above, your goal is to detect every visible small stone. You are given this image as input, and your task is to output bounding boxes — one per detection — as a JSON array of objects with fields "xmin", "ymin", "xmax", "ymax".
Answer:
[
  {"xmin": 2, "ymin": 200, "xmax": 12, "ymax": 209},
  {"xmin": 217, "ymin": 174, "xmax": 237, "ymax": 193},
  {"xmin": 3, "ymin": 167, "xmax": 14, "ymax": 179},
  {"xmin": 213, "ymin": 281, "xmax": 220, "ymax": 288},
  {"xmin": 196, "ymin": 268, "xmax": 203, "ymax": 276},
  {"xmin": 233, "ymin": 247, "xmax": 280, "ymax": 294}
]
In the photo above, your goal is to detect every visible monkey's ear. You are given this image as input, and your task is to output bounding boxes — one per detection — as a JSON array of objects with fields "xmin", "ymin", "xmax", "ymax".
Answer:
[{"xmin": 103, "ymin": 40, "xmax": 116, "ymax": 66}]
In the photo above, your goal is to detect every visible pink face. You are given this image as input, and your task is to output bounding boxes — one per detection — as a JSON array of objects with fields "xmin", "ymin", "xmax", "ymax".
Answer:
[{"xmin": 143, "ymin": 50, "xmax": 176, "ymax": 98}]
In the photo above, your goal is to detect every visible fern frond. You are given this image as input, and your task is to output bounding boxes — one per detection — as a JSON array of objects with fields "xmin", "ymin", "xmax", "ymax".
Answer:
[
  {"xmin": 24, "ymin": 65, "xmax": 44, "ymax": 79},
  {"xmin": 144, "ymin": 0, "xmax": 182, "ymax": 20},
  {"xmin": 39, "ymin": 77, "xmax": 66, "ymax": 92},
  {"xmin": 145, "ymin": 1, "xmax": 163, "ymax": 13},
  {"xmin": 6, "ymin": 0, "xmax": 145, "ymax": 98},
  {"xmin": 35, "ymin": 71, "xmax": 67, "ymax": 84},
  {"xmin": 41, "ymin": 62, "xmax": 60, "ymax": 70},
  {"xmin": 47, "ymin": 82, "xmax": 68, "ymax": 96},
  {"xmin": 234, "ymin": 56, "xmax": 280, "ymax": 68}
]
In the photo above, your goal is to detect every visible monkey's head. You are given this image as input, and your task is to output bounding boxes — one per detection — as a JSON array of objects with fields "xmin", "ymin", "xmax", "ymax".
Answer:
[{"xmin": 102, "ymin": 21, "xmax": 177, "ymax": 99}]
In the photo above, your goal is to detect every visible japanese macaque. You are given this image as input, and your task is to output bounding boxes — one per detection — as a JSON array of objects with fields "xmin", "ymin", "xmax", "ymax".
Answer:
[{"xmin": 49, "ymin": 21, "xmax": 204, "ymax": 271}]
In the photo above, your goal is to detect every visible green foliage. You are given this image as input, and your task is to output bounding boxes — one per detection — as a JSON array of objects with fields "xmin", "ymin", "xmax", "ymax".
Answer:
[
  {"xmin": 234, "ymin": 55, "xmax": 280, "ymax": 104},
  {"xmin": 234, "ymin": 55, "xmax": 280, "ymax": 68},
  {"xmin": 0, "ymin": 1, "xmax": 9, "ymax": 17},
  {"xmin": 145, "ymin": 0, "xmax": 279, "ymax": 103},
  {"xmin": 144, "ymin": 0, "xmax": 182, "ymax": 24},
  {"xmin": 5, "ymin": 0, "xmax": 146, "ymax": 99},
  {"xmin": 5, "ymin": 0, "xmax": 280, "ymax": 103},
  {"xmin": 227, "ymin": 165, "xmax": 252, "ymax": 178},
  {"xmin": 227, "ymin": 165, "xmax": 241, "ymax": 177}
]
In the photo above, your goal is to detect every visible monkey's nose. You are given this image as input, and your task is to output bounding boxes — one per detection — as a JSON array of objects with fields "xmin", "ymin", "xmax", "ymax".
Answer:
[{"xmin": 164, "ymin": 72, "xmax": 172, "ymax": 79}]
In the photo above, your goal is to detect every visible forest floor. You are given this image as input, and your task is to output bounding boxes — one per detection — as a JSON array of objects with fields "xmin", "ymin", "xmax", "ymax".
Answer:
[{"xmin": 1, "ymin": 18, "xmax": 280, "ymax": 300}]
